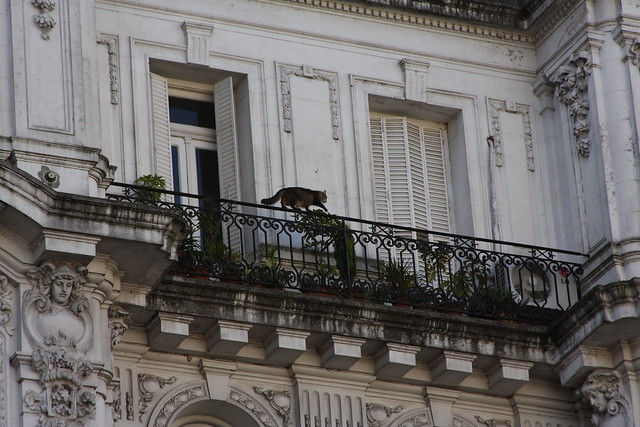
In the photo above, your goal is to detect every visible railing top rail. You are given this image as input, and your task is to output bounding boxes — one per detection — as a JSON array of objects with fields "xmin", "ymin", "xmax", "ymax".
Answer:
[{"xmin": 107, "ymin": 182, "xmax": 587, "ymax": 259}]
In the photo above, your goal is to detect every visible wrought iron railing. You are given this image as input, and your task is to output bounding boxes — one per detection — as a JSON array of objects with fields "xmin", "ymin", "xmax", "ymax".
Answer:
[{"xmin": 107, "ymin": 183, "xmax": 585, "ymax": 323}]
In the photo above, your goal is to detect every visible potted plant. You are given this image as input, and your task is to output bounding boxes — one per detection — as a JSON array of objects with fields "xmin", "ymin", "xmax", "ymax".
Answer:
[
  {"xmin": 376, "ymin": 258, "xmax": 416, "ymax": 306},
  {"xmin": 133, "ymin": 174, "xmax": 166, "ymax": 202}
]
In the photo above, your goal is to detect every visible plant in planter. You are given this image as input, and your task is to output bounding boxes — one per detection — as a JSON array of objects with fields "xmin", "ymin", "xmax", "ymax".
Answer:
[
  {"xmin": 300, "ymin": 211, "xmax": 356, "ymax": 287},
  {"xmin": 466, "ymin": 284, "xmax": 518, "ymax": 319},
  {"xmin": 243, "ymin": 246, "xmax": 287, "ymax": 287},
  {"xmin": 376, "ymin": 258, "xmax": 417, "ymax": 303},
  {"xmin": 133, "ymin": 174, "xmax": 166, "ymax": 202}
]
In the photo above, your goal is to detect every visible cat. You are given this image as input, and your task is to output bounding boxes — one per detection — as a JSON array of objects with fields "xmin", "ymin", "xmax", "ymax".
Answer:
[{"xmin": 261, "ymin": 187, "xmax": 328, "ymax": 212}]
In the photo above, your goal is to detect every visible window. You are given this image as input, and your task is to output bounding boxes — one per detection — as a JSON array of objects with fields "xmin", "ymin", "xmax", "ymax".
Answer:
[
  {"xmin": 369, "ymin": 115, "xmax": 451, "ymax": 236},
  {"xmin": 150, "ymin": 73, "xmax": 239, "ymax": 202}
]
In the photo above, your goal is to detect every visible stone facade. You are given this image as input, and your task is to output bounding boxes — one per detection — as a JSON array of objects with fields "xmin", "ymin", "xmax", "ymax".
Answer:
[{"xmin": 1, "ymin": 0, "xmax": 640, "ymax": 426}]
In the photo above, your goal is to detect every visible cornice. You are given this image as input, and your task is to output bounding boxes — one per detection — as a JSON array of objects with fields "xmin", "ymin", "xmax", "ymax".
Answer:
[{"xmin": 272, "ymin": 0, "xmax": 533, "ymax": 43}]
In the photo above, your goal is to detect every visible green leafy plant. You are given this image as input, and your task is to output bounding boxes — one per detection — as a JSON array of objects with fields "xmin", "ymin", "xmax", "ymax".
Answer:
[
  {"xmin": 377, "ymin": 258, "xmax": 416, "ymax": 289},
  {"xmin": 300, "ymin": 211, "xmax": 356, "ymax": 284},
  {"xmin": 134, "ymin": 174, "xmax": 166, "ymax": 202}
]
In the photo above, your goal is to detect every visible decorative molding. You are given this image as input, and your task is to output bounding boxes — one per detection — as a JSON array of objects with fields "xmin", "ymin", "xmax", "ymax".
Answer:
[
  {"xmin": 278, "ymin": 64, "xmax": 341, "ymax": 141},
  {"xmin": 630, "ymin": 37, "xmax": 640, "ymax": 68},
  {"xmin": 182, "ymin": 21, "xmax": 214, "ymax": 66},
  {"xmin": 278, "ymin": 0, "xmax": 532, "ymax": 43},
  {"xmin": 475, "ymin": 416, "xmax": 512, "ymax": 427},
  {"xmin": 97, "ymin": 35, "xmax": 120, "ymax": 105},
  {"xmin": 108, "ymin": 304, "xmax": 129, "ymax": 348},
  {"xmin": 365, "ymin": 403, "xmax": 403, "ymax": 427},
  {"xmin": 532, "ymin": 0, "xmax": 581, "ymax": 43},
  {"xmin": 32, "ymin": 0, "xmax": 56, "ymax": 40},
  {"xmin": 229, "ymin": 387, "xmax": 278, "ymax": 427},
  {"xmin": 551, "ymin": 50, "xmax": 592, "ymax": 158},
  {"xmin": 152, "ymin": 383, "xmax": 206, "ymax": 427},
  {"xmin": 581, "ymin": 370, "xmax": 632, "ymax": 426},
  {"xmin": 37, "ymin": 166, "xmax": 61, "ymax": 188},
  {"xmin": 488, "ymin": 99, "xmax": 534, "ymax": 171},
  {"xmin": 452, "ymin": 416, "xmax": 476, "ymax": 427},
  {"xmin": 138, "ymin": 374, "xmax": 177, "ymax": 421},
  {"xmin": 0, "ymin": 274, "xmax": 11, "ymax": 427},
  {"xmin": 253, "ymin": 386, "xmax": 292, "ymax": 425},
  {"xmin": 400, "ymin": 58, "xmax": 430, "ymax": 103}
]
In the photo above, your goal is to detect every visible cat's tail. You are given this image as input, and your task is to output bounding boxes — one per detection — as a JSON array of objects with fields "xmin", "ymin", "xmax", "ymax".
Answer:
[{"xmin": 260, "ymin": 189, "xmax": 284, "ymax": 205}]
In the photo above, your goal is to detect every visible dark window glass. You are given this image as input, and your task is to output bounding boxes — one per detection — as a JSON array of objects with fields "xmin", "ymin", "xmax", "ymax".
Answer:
[
  {"xmin": 171, "ymin": 146, "xmax": 181, "ymax": 204},
  {"xmin": 169, "ymin": 97, "xmax": 215, "ymax": 129},
  {"xmin": 196, "ymin": 149, "xmax": 219, "ymax": 200}
]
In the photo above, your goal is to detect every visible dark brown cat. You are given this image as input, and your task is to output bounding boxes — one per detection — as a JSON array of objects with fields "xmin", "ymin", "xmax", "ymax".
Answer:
[{"xmin": 261, "ymin": 187, "xmax": 328, "ymax": 212}]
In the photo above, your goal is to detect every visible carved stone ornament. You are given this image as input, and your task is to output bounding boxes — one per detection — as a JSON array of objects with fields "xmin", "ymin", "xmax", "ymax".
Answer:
[
  {"xmin": 230, "ymin": 387, "xmax": 278, "ymax": 427},
  {"xmin": 475, "ymin": 416, "xmax": 512, "ymax": 427},
  {"xmin": 630, "ymin": 38, "xmax": 640, "ymax": 68},
  {"xmin": 279, "ymin": 64, "xmax": 341, "ymax": 141},
  {"xmin": 366, "ymin": 402, "xmax": 403, "ymax": 427},
  {"xmin": 112, "ymin": 382, "xmax": 122, "ymax": 421},
  {"xmin": 97, "ymin": 35, "xmax": 120, "ymax": 105},
  {"xmin": 552, "ymin": 50, "xmax": 592, "ymax": 157},
  {"xmin": 22, "ymin": 261, "xmax": 95, "ymax": 427},
  {"xmin": 151, "ymin": 383, "xmax": 206, "ymax": 427},
  {"xmin": 32, "ymin": 0, "xmax": 56, "ymax": 40},
  {"xmin": 0, "ymin": 274, "xmax": 14, "ymax": 427},
  {"xmin": 396, "ymin": 411, "xmax": 433, "ymax": 426},
  {"xmin": 137, "ymin": 373, "xmax": 177, "ymax": 421},
  {"xmin": 108, "ymin": 304, "xmax": 129, "ymax": 348},
  {"xmin": 488, "ymin": 100, "xmax": 535, "ymax": 171},
  {"xmin": 254, "ymin": 386, "xmax": 292, "ymax": 425},
  {"xmin": 37, "ymin": 166, "xmax": 61, "ymax": 188},
  {"xmin": 581, "ymin": 370, "xmax": 632, "ymax": 426}
]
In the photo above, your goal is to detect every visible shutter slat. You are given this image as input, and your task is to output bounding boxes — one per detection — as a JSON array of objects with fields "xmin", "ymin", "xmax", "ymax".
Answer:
[{"xmin": 150, "ymin": 73, "xmax": 173, "ymax": 192}]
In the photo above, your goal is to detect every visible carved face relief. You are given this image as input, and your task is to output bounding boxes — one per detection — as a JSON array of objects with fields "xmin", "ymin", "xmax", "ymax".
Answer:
[{"xmin": 581, "ymin": 370, "xmax": 631, "ymax": 426}]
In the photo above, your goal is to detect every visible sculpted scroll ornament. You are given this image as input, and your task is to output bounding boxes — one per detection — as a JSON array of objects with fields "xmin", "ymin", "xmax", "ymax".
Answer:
[
  {"xmin": 22, "ymin": 262, "xmax": 95, "ymax": 427},
  {"xmin": 230, "ymin": 387, "xmax": 278, "ymax": 427},
  {"xmin": 581, "ymin": 370, "xmax": 631, "ymax": 426},
  {"xmin": 366, "ymin": 403, "xmax": 403, "ymax": 427},
  {"xmin": 552, "ymin": 51, "xmax": 592, "ymax": 158},
  {"xmin": 138, "ymin": 374, "xmax": 177, "ymax": 421},
  {"xmin": 630, "ymin": 38, "xmax": 640, "ymax": 68},
  {"xmin": 152, "ymin": 384, "xmax": 206, "ymax": 427},
  {"xmin": 475, "ymin": 416, "xmax": 511, "ymax": 427},
  {"xmin": 254, "ymin": 386, "xmax": 292, "ymax": 425}
]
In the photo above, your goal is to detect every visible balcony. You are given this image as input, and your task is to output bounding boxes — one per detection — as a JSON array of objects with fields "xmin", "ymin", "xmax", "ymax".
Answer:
[{"xmin": 107, "ymin": 183, "xmax": 585, "ymax": 324}]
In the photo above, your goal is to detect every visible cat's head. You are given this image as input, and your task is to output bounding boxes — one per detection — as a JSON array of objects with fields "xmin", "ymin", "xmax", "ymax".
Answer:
[{"xmin": 321, "ymin": 191, "xmax": 327, "ymax": 203}]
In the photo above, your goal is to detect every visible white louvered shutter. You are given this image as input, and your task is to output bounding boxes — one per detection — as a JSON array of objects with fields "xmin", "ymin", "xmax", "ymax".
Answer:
[
  {"xmin": 213, "ymin": 77, "xmax": 240, "ymax": 201},
  {"xmin": 150, "ymin": 73, "xmax": 173, "ymax": 192},
  {"xmin": 370, "ymin": 116, "xmax": 450, "ymax": 236}
]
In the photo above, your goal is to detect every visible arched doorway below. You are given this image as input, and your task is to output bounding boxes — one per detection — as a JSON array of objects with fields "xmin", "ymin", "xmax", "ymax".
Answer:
[{"xmin": 171, "ymin": 400, "xmax": 261, "ymax": 427}]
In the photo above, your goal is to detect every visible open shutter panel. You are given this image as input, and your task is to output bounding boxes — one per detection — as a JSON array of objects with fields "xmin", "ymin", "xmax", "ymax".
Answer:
[
  {"xmin": 384, "ymin": 117, "xmax": 413, "ymax": 230},
  {"xmin": 370, "ymin": 117, "xmax": 390, "ymax": 226},
  {"xmin": 214, "ymin": 77, "xmax": 240, "ymax": 201},
  {"xmin": 423, "ymin": 127, "xmax": 450, "ymax": 235},
  {"xmin": 150, "ymin": 73, "xmax": 174, "ymax": 192}
]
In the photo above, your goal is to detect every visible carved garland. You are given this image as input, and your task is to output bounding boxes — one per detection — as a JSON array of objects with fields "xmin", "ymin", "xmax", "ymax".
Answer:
[
  {"xmin": 279, "ymin": 64, "xmax": 341, "ymax": 141},
  {"xmin": 97, "ymin": 35, "xmax": 120, "ymax": 105},
  {"xmin": 32, "ymin": 0, "xmax": 56, "ymax": 40},
  {"xmin": 488, "ymin": 100, "xmax": 535, "ymax": 171},
  {"xmin": 552, "ymin": 50, "xmax": 592, "ymax": 158}
]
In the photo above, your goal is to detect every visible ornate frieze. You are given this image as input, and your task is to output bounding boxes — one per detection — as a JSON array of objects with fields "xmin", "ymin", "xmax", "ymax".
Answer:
[
  {"xmin": 488, "ymin": 100, "xmax": 534, "ymax": 171},
  {"xmin": 552, "ymin": 51, "xmax": 592, "ymax": 158},
  {"xmin": 581, "ymin": 370, "xmax": 632, "ymax": 426},
  {"xmin": 365, "ymin": 403, "xmax": 403, "ymax": 427},
  {"xmin": 137, "ymin": 373, "xmax": 177, "ymax": 421},
  {"xmin": 396, "ymin": 411, "xmax": 432, "ymax": 426},
  {"xmin": 112, "ymin": 383, "xmax": 122, "ymax": 422},
  {"xmin": 279, "ymin": 64, "xmax": 341, "ymax": 141},
  {"xmin": 108, "ymin": 304, "xmax": 129, "ymax": 348},
  {"xmin": 126, "ymin": 392, "xmax": 134, "ymax": 420},
  {"xmin": 97, "ymin": 35, "xmax": 120, "ymax": 105},
  {"xmin": 22, "ymin": 261, "xmax": 96, "ymax": 427},
  {"xmin": 254, "ymin": 386, "xmax": 292, "ymax": 425},
  {"xmin": 32, "ymin": 0, "xmax": 56, "ymax": 40}
]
